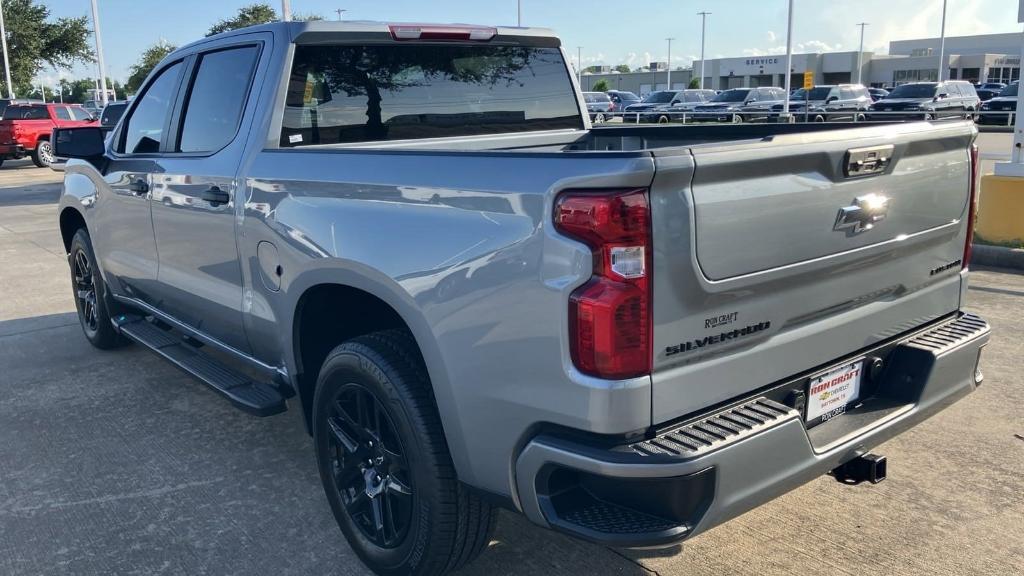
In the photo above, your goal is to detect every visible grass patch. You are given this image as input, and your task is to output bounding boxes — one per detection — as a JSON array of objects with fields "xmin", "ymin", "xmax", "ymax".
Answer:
[{"xmin": 974, "ymin": 234, "xmax": 1024, "ymax": 250}]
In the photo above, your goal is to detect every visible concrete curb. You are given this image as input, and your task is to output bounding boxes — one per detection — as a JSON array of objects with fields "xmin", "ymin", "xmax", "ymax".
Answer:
[{"xmin": 972, "ymin": 244, "xmax": 1024, "ymax": 270}]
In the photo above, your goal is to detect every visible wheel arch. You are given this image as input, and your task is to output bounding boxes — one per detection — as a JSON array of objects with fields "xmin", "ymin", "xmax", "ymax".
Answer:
[
  {"xmin": 287, "ymin": 272, "xmax": 472, "ymax": 481},
  {"xmin": 59, "ymin": 206, "xmax": 87, "ymax": 254}
]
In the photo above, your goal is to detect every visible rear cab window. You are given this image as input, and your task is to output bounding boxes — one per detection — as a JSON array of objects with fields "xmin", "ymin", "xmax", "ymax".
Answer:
[
  {"xmin": 5, "ymin": 106, "xmax": 49, "ymax": 120},
  {"xmin": 280, "ymin": 43, "xmax": 583, "ymax": 146}
]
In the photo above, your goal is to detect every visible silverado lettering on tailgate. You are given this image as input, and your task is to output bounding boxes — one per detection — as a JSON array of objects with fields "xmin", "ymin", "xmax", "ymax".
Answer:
[{"xmin": 665, "ymin": 321, "xmax": 772, "ymax": 357}]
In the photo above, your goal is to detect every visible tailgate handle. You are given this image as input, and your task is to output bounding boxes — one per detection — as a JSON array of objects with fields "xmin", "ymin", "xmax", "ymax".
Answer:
[{"xmin": 844, "ymin": 145, "xmax": 894, "ymax": 177}]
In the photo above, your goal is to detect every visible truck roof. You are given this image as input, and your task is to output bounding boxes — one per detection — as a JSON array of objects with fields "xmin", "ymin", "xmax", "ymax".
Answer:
[{"xmin": 175, "ymin": 20, "xmax": 560, "ymax": 57}]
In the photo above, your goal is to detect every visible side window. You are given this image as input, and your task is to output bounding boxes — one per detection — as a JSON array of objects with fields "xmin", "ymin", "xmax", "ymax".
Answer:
[
  {"xmin": 70, "ymin": 107, "xmax": 93, "ymax": 121},
  {"xmin": 178, "ymin": 45, "xmax": 260, "ymax": 153},
  {"xmin": 54, "ymin": 106, "xmax": 72, "ymax": 120},
  {"xmin": 121, "ymin": 61, "xmax": 183, "ymax": 154},
  {"xmin": 839, "ymin": 88, "xmax": 854, "ymax": 100}
]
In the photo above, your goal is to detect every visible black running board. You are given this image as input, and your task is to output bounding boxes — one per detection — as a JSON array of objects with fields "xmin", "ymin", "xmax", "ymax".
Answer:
[{"xmin": 115, "ymin": 316, "xmax": 287, "ymax": 417}]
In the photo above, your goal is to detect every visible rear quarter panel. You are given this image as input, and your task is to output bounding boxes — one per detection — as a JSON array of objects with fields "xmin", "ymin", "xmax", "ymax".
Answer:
[{"xmin": 239, "ymin": 148, "xmax": 657, "ymax": 496}]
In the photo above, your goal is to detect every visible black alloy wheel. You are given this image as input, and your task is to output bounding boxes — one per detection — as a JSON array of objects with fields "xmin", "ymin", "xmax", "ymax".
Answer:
[
  {"xmin": 326, "ymin": 383, "xmax": 414, "ymax": 549},
  {"xmin": 73, "ymin": 247, "xmax": 99, "ymax": 333}
]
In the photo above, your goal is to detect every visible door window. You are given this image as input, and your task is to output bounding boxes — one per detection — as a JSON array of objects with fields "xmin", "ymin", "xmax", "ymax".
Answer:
[
  {"xmin": 54, "ymin": 106, "xmax": 72, "ymax": 120},
  {"xmin": 120, "ymin": 61, "xmax": 183, "ymax": 154},
  {"xmin": 178, "ymin": 45, "xmax": 260, "ymax": 153},
  {"xmin": 69, "ymin": 107, "xmax": 94, "ymax": 121}
]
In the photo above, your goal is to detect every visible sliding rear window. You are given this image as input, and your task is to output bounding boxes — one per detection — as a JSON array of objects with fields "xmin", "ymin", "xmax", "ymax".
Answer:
[{"xmin": 280, "ymin": 44, "xmax": 583, "ymax": 146}]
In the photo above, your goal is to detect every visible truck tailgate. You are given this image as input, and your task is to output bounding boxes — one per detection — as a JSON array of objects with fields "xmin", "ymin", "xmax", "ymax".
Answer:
[{"xmin": 649, "ymin": 121, "xmax": 975, "ymax": 424}]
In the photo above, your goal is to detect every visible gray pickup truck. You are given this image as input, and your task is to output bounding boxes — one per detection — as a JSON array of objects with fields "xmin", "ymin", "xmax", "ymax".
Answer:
[{"xmin": 52, "ymin": 21, "xmax": 990, "ymax": 576}]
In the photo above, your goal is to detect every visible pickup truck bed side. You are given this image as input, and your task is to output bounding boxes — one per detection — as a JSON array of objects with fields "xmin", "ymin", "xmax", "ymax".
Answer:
[{"xmin": 54, "ymin": 21, "xmax": 990, "ymax": 576}]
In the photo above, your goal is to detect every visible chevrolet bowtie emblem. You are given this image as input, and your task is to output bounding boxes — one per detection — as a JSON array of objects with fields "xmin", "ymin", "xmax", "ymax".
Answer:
[{"xmin": 834, "ymin": 193, "xmax": 890, "ymax": 234}]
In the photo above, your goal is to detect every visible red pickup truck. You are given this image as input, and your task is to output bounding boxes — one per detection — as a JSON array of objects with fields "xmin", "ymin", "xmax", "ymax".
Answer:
[{"xmin": 0, "ymin": 103, "xmax": 96, "ymax": 168}]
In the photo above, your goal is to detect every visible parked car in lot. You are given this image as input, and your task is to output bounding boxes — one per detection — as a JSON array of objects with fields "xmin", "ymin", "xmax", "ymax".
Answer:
[
  {"xmin": 52, "ymin": 21, "xmax": 989, "ymax": 576},
  {"xmin": 633, "ymin": 89, "xmax": 716, "ymax": 123},
  {"xmin": 867, "ymin": 87, "xmax": 889, "ymax": 102},
  {"xmin": 99, "ymin": 101, "xmax": 130, "ymax": 131},
  {"xmin": 738, "ymin": 87, "xmax": 788, "ymax": 122},
  {"xmin": 623, "ymin": 89, "xmax": 682, "ymax": 116},
  {"xmin": 583, "ymin": 91, "xmax": 613, "ymax": 122},
  {"xmin": 607, "ymin": 89, "xmax": 640, "ymax": 114},
  {"xmin": 975, "ymin": 87, "xmax": 1003, "ymax": 101},
  {"xmin": 0, "ymin": 103, "xmax": 95, "ymax": 167},
  {"xmin": 652, "ymin": 89, "xmax": 717, "ymax": 122},
  {"xmin": 777, "ymin": 84, "xmax": 872, "ymax": 122},
  {"xmin": 977, "ymin": 81, "xmax": 1018, "ymax": 125},
  {"xmin": 868, "ymin": 81, "xmax": 980, "ymax": 121},
  {"xmin": 975, "ymin": 82, "xmax": 1006, "ymax": 91},
  {"xmin": 692, "ymin": 87, "xmax": 786, "ymax": 123}
]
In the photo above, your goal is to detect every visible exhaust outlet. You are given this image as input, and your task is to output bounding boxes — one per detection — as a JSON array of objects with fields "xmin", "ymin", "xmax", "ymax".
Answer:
[{"xmin": 831, "ymin": 453, "xmax": 887, "ymax": 485}]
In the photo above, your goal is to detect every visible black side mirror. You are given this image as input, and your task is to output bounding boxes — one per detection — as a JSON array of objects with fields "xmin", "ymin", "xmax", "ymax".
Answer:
[
  {"xmin": 52, "ymin": 127, "xmax": 106, "ymax": 163},
  {"xmin": 827, "ymin": 96, "xmax": 839, "ymax": 103}
]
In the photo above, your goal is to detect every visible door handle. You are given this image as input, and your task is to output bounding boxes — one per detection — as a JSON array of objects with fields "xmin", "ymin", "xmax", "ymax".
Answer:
[
  {"xmin": 200, "ymin": 186, "xmax": 230, "ymax": 206},
  {"xmin": 128, "ymin": 179, "xmax": 148, "ymax": 195}
]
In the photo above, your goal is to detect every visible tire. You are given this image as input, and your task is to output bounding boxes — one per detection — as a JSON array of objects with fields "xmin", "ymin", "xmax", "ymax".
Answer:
[
  {"xmin": 594, "ymin": 113, "xmax": 605, "ymax": 123},
  {"xmin": 657, "ymin": 115, "xmax": 670, "ymax": 124},
  {"xmin": 68, "ymin": 228, "xmax": 127, "ymax": 349},
  {"xmin": 32, "ymin": 139, "xmax": 53, "ymax": 168},
  {"xmin": 813, "ymin": 115, "xmax": 826, "ymax": 123},
  {"xmin": 313, "ymin": 330, "xmax": 497, "ymax": 576},
  {"xmin": 731, "ymin": 114, "xmax": 743, "ymax": 124}
]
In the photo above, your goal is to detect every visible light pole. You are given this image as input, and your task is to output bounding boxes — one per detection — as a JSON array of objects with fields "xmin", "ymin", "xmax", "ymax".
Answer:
[
  {"xmin": 281, "ymin": 0, "xmax": 292, "ymax": 21},
  {"xmin": 577, "ymin": 46, "xmax": 583, "ymax": 86},
  {"xmin": 0, "ymin": 0, "xmax": 14, "ymax": 98},
  {"xmin": 782, "ymin": 0, "xmax": 794, "ymax": 117},
  {"xmin": 335, "ymin": 8, "xmax": 346, "ymax": 21},
  {"xmin": 666, "ymin": 38, "xmax": 675, "ymax": 90},
  {"xmin": 937, "ymin": 0, "xmax": 948, "ymax": 81},
  {"xmin": 89, "ymin": 0, "xmax": 109, "ymax": 107},
  {"xmin": 856, "ymin": 22, "xmax": 869, "ymax": 85},
  {"xmin": 517, "ymin": 0, "xmax": 521, "ymax": 26},
  {"xmin": 697, "ymin": 11, "xmax": 710, "ymax": 89}
]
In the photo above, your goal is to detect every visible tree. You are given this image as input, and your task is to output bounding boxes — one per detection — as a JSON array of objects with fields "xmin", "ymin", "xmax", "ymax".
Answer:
[
  {"xmin": 125, "ymin": 41, "xmax": 177, "ymax": 94},
  {"xmin": 207, "ymin": 2, "xmax": 277, "ymax": 36},
  {"xmin": 613, "ymin": 64, "xmax": 631, "ymax": 74},
  {"xmin": 206, "ymin": 3, "xmax": 323, "ymax": 36},
  {"xmin": 0, "ymin": 0, "xmax": 93, "ymax": 97},
  {"xmin": 592, "ymin": 79, "xmax": 610, "ymax": 92},
  {"xmin": 688, "ymin": 77, "xmax": 701, "ymax": 89}
]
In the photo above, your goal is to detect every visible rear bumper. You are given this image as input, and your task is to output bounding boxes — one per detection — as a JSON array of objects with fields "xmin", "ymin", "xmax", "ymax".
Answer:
[
  {"xmin": 514, "ymin": 313, "xmax": 990, "ymax": 547},
  {"xmin": 0, "ymin": 143, "xmax": 26, "ymax": 158}
]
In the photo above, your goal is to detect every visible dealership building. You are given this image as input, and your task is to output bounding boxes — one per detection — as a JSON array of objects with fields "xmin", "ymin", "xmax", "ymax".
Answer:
[{"xmin": 579, "ymin": 32, "xmax": 1022, "ymax": 95}]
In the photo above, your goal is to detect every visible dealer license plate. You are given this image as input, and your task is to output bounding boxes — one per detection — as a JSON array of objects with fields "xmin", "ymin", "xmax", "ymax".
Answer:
[{"xmin": 805, "ymin": 360, "xmax": 863, "ymax": 425}]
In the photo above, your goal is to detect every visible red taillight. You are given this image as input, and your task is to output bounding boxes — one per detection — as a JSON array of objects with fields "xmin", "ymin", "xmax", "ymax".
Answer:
[
  {"xmin": 964, "ymin": 143, "xmax": 979, "ymax": 269},
  {"xmin": 388, "ymin": 24, "xmax": 497, "ymax": 42},
  {"xmin": 555, "ymin": 189, "xmax": 652, "ymax": 379}
]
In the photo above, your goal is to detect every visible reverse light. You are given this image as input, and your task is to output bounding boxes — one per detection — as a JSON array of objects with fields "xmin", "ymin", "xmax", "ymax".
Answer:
[
  {"xmin": 388, "ymin": 24, "xmax": 497, "ymax": 42},
  {"xmin": 964, "ymin": 143, "xmax": 979, "ymax": 269},
  {"xmin": 555, "ymin": 189, "xmax": 652, "ymax": 380}
]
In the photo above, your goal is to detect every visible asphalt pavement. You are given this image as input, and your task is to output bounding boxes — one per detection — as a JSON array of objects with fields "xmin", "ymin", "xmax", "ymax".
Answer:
[{"xmin": 0, "ymin": 148, "xmax": 1021, "ymax": 575}]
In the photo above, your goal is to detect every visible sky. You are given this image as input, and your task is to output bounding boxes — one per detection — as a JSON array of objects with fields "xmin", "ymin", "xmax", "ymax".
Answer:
[{"xmin": 45, "ymin": 0, "xmax": 1024, "ymax": 85}]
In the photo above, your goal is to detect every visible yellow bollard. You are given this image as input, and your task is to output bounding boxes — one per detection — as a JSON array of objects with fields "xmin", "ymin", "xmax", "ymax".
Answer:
[{"xmin": 976, "ymin": 175, "xmax": 1024, "ymax": 246}]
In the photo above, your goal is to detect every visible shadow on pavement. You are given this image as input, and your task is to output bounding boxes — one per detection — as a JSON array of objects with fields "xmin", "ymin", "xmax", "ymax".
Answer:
[{"xmin": 0, "ymin": 311, "xmax": 652, "ymax": 576}]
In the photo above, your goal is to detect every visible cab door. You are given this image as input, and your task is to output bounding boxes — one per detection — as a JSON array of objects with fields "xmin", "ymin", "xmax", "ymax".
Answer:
[
  {"xmin": 146, "ymin": 39, "xmax": 266, "ymax": 354},
  {"xmin": 90, "ymin": 60, "xmax": 186, "ymax": 303}
]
